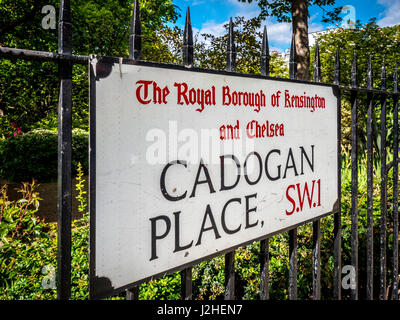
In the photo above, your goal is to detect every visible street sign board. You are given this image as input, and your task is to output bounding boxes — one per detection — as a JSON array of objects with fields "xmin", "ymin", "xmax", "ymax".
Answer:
[{"xmin": 89, "ymin": 57, "xmax": 339, "ymax": 298}]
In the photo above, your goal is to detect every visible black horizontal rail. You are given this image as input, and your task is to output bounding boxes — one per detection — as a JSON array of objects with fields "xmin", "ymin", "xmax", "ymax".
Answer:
[{"xmin": 0, "ymin": 46, "xmax": 88, "ymax": 64}]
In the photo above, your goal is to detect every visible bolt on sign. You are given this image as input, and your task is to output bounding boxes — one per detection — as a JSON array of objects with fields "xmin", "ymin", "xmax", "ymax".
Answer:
[{"xmin": 89, "ymin": 57, "xmax": 339, "ymax": 298}]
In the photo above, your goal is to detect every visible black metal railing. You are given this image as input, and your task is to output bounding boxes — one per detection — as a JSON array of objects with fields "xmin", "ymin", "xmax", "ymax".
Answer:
[{"xmin": 0, "ymin": 0, "xmax": 398, "ymax": 300}]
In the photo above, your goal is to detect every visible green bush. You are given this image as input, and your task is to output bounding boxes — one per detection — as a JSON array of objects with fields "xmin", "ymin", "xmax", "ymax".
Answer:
[
  {"xmin": 0, "ymin": 129, "xmax": 88, "ymax": 182},
  {"xmin": 0, "ymin": 181, "xmax": 56, "ymax": 299},
  {"xmin": 0, "ymin": 154, "xmax": 398, "ymax": 300}
]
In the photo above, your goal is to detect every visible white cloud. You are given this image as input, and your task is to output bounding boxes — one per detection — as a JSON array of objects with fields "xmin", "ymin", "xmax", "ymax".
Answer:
[
  {"xmin": 195, "ymin": 0, "xmax": 259, "ymax": 38},
  {"xmin": 226, "ymin": 0, "xmax": 260, "ymax": 19},
  {"xmin": 308, "ymin": 12, "xmax": 324, "ymax": 33},
  {"xmin": 377, "ymin": 0, "xmax": 400, "ymax": 27},
  {"xmin": 191, "ymin": 0, "xmax": 206, "ymax": 6},
  {"xmin": 198, "ymin": 20, "xmax": 227, "ymax": 38}
]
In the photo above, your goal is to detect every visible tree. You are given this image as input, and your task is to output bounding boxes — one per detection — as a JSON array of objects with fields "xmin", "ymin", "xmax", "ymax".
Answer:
[
  {"xmin": 238, "ymin": 0, "xmax": 342, "ymax": 80},
  {"xmin": 0, "ymin": 0, "xmax": 179, "ymax": 136}
]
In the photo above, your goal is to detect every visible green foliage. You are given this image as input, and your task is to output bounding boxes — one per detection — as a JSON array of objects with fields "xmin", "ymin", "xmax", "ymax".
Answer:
[
  {"xmin": 0, "ymin": 181, "xmax": 56, "ymax": 299},
  {"xmin": 0, "ymin": 165, "xmax": 90, "ymax": 300},
  {"xmin": 75, "ymin": 162, "xmax": 87, "ymax": 214},
  {"xmin": 311, "ymin": 20, "xmax": 400, "ymax": 157},
  {"xmin": 192, "ymin": 255, "xmax": 225, "ymax": 300},
  {"xmin": 0, "ymin": 128, "xmax": 88, "ymax": 182},
  {"xmin": 70, "ymin": 163, "xmax": 89, "ymax": 299},
  {"xmin": 0, "ymin": 0, "xmax": 180, "ymax": 134},
  {"xmin": 139, "ymin": 272, "xmax": 182, "ymax": 300},
  {"xmin": 313, "ymin": 20, "xmax": 400, "ymax": 89}
]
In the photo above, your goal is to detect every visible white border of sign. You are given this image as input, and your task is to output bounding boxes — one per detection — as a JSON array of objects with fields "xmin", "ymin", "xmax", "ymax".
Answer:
[{"xmin": 89, "ymin": 56, "xmax": 340, "ymax": 299}]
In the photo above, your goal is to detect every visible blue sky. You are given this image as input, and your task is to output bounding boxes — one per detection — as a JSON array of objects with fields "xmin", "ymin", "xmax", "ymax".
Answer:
[{"xmin": 171, "ymin": 0, "xmax": 400, "ymax": 52}]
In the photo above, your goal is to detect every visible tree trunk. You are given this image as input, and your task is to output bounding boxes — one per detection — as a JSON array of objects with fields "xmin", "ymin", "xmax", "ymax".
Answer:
[{"xmin": 291, "ymin": 0, "xmax": 310, "ymax": 81}]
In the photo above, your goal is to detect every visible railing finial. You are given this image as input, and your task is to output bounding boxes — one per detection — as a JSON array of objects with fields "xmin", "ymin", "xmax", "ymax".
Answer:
[
  {"xmin": 226, "ymin": 17, "xmax": 236, "ymax": 72},
  {"xmin": 183, "ymin": 7, "xmax": 193, "ymax": 67},
  {"xmin": 289, "ymin": 33, "xmax": 297, "ymax": 79},
  {"xmin": 313, "ymin": 41, "xmax": 321, "ymax": 82}
]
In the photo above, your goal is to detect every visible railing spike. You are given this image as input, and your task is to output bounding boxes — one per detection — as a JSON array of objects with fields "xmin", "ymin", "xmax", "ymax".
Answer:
[
  {"xmin": 394, "ymin": 63, "xmax": 398, "ymax": 93},
  {"xmin": 261, "ymin": 25, "xmax": 270, "ymax": 76},
  {"xmin": 313, "ymin": 41, "xmax": 321, "ymax": 82},
  {"xmin": 129, "ymin": 0, "xmax": 142, "ymax": 60},
  {"xmin": 226, "ymin": 17, "xmax": 236, "ymax": 72},
  {"xmin": 351, "ymin": 51, "xmax": 358, "ymax": 88},
  {"xmin": 183, "ymin": 7, "xmax": 193, "ymax": 67},
  {"xmin": 289, "ymin": 33, "xmax": 297, "ymax": 79},
  {"xmin": 367, "ymin": 56, "xmax": 373, "ymax": 90},
  {"xmin": 334, "ymin": 48, "xmax": 340, "ymax": 85}
]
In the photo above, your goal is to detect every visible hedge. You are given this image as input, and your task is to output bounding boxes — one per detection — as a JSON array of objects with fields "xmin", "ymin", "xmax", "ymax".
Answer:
[{"xmin": 0, "ymin": 129, "xmax": 88, "ymax": 182}]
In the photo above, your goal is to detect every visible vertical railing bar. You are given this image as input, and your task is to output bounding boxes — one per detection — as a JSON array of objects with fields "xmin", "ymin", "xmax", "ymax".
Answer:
[
  {"xmin": 224, "ymin": 17, "xmax": 236, "ymax": 300},
  {"xmin": 312, "ymin": 221, "xmax": 321, "ymax": 299},
  {"xmin": 379, "ymin": 59, "xmax": 388, "ymax": 300},
  {"xmin": 289, "ymin": 228, "xmax": 298, "ymax": 300},
  {"xmin": 350, "ymin": 51, "xmax": 359, "ymax": 300},
  {"xmin": 181, "ymin": 266, "xmax": 193, "ymax": 300},
  {"xmin": 288, "ymin": 33, "xmax": 298, "ymax": 300},
  {"xmin": 259, "ymin": 25, "xmax": 270, "ymax": 300},
  {"xmin": 180, "ymin": 7, "xmax": 194, "ymax": 300},
  {"xmin": 56, "ymin": 0, "xmax": 73, "ymax": 300},
  {"xmin": 129, "ymin": 0, "xmax": 142, "ymax": 60},
  {"xmin": 333, "ymin": 47, "xmax": 342, "ymax": 300},
  {"xmin": 260, "ymin": 239, "xmax": 270, "ymax": 300},
  {"xmin": 366, "ymin": 56, "xmax": 374, "ymax": 300},
  {"xmin": 392, "ymin": 63, "xmax": 399, "ymax": 301},
  {"xmin": 126, "ymin": 0, "xmax": 142, "ymax": 300},
  {"xmin": 312, "ymin": 41, "xmax": 321, "ymax": 300}
]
